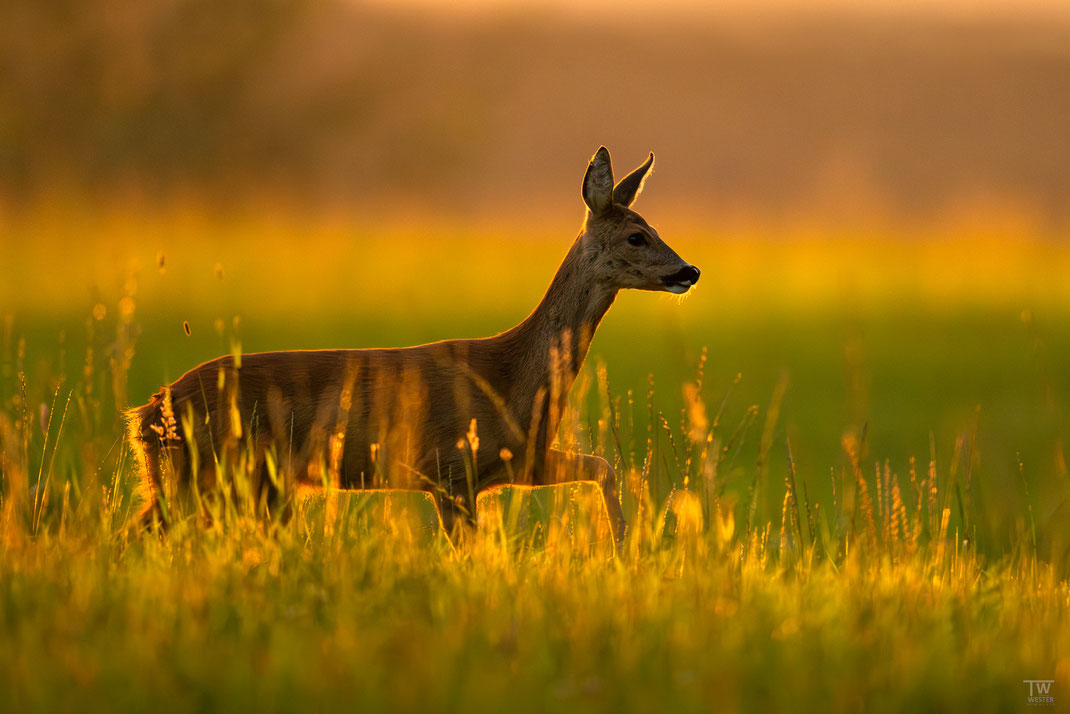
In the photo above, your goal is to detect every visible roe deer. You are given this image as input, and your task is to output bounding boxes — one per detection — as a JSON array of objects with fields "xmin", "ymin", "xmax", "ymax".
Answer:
[{"xmin": 126, "ymin": 147, "xmax": 700, "ymax": 540}]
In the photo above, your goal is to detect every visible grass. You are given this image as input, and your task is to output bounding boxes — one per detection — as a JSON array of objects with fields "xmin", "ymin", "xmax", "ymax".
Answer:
[{"xmin": 1, "ymin": 206, "xmax": 1069, "ymax": 712}]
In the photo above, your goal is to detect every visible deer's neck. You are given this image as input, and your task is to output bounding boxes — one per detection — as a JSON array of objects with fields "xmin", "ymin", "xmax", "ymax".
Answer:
[{"xmin": 500, "ymin": 235, "xmax": 617, "ymax": 437}]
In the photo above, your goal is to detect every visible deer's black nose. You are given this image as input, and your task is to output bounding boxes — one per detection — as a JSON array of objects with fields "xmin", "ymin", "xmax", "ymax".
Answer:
[{"xmin": 665, "ymin": 265, "xmax": 700, "ymax": 285}]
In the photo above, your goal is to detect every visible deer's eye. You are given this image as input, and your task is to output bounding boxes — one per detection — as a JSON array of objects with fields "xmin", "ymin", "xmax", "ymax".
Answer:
[{"xmin": 627, "ymin": 233, "xmax": 646, "ymax": 246}]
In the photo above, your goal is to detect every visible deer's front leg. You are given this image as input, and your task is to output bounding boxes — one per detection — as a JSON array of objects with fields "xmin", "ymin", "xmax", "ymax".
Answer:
[{"xmin": 544, "ymin": 448, "xmax": 627, "ymax": 544}]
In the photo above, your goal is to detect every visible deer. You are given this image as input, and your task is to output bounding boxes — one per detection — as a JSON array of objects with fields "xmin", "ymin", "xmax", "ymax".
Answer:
[{"xmin": 125, "ymin": 147, "xmax": 700, "ymax": 542}]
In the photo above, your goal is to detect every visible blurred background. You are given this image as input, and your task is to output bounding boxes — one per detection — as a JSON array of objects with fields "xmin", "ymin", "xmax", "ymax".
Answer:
[
  {"xmin": 1, "ymin": 0, "xmax": 1069, "ymax": 559},
  {"xmin": 3, "ymin": 0, "xmax": 1070, "ymax": 225}
]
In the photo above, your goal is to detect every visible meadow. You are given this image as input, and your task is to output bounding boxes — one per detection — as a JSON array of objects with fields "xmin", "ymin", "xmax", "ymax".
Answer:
[{"xmin": 1, "ymin": 205, "xmax": 1069, "ymax": 712}]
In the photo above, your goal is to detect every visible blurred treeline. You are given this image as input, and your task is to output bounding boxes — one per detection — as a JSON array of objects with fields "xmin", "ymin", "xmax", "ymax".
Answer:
[{"xmin": 2, "ymin": 0, "xmax": 1070, "ymax": 226}]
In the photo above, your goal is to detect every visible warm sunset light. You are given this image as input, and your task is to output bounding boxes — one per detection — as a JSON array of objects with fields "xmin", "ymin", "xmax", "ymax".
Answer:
[{"xmin": 1, "ymin": 1, "xmax": 1068, "ymax": 711}]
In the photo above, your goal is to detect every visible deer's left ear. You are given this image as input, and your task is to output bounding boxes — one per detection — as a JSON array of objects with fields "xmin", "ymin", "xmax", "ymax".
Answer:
[
  {"xmin": 613, "ymin": 152, "xmax": 654, "ymax": 208},
  {"xmin": 582, "ymin": 146, "xmax": 614, "ymax": 215}
]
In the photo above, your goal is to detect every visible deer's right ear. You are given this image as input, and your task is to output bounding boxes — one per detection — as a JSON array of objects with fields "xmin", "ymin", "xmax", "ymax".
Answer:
[{"xmin": 582, "ymin": 146, "xmax": 614, "ymax": 215}]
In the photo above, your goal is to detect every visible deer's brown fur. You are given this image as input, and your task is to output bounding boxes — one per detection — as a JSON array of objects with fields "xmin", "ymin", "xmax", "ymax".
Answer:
[{"xmin": 125, "ymin": 147, "xmax": 699, "ymax": 538}]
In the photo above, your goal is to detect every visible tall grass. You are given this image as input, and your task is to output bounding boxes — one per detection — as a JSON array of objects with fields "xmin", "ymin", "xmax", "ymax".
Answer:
[
  {"xmin": 1, "ymin": 212, "xmax": 1069, "ymax": 711},
  {"xmin": 2, "ymin": 288, "xmax": 1068, "ymax": 712}
]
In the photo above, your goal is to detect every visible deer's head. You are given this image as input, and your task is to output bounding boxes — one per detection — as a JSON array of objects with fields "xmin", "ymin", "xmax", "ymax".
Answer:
[{"xmin": 580, "ymin": 146, "xmax": 700, "ymax": 295}]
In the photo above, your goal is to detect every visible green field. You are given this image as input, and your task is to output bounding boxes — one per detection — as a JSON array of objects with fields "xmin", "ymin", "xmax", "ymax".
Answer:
[{"xmin": 1, "ymin": 210, "xmax": 1069, "ymax": 712}]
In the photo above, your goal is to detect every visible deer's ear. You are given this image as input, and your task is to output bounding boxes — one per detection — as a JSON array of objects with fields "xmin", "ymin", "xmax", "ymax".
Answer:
[
  {"xmin": 582, "ymin": 146, "xmax": 614, "ymax": 215},
  {"xmin": 613, "ymin": 152, "xmax": 654, "ymax": 207}
]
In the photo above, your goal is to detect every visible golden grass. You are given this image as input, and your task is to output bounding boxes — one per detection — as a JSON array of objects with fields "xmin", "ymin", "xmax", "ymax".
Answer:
[
  {"xmin": 1, "ymin": 205, "xmax": 1069, "ymax": 711},
  {"xmin": 3, "ymin": 204, "xmax": 1070, "ymax": 319}
]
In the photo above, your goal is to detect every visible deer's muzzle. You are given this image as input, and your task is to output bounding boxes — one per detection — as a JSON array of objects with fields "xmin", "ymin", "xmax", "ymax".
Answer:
[{"xmin": 660, "ymin": 264, "xmax": 701, "ymax": 294}]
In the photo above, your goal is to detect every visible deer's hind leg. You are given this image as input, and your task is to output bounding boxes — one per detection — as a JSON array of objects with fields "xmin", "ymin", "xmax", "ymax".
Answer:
[
  {"xmin": 126, "ymin": 396, "xmax": 191, "ymax": 532},
  {"xmin": 544, "ymin": 448, "xmax": 627, "ymax": 544},
  {"xmin": 132, "ymin": 438, "xmax": 166, "ymax": 531},
  {"xmin": 128, "ymin": 436, "xmax": 189, "ymax": 532}
]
